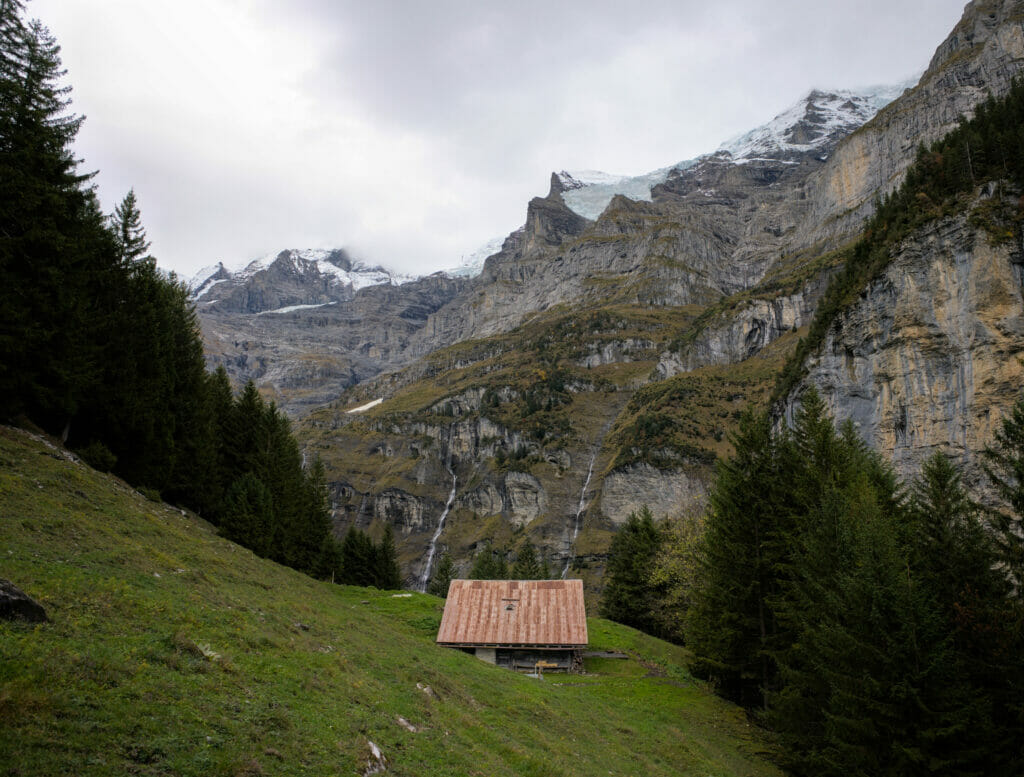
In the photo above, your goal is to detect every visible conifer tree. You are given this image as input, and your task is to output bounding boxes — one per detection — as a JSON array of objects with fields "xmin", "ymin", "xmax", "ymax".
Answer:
[
  {"xmin": 906, "ymin": 451, "xmax": 1013, "ymax": 775},
  {"xmin": 221, "ymin": 473, "xmax": 274, "ymax": 558},
  {"xmin": 0, "ymin": 15, "xmax": 114, "ymax": 430},
  {"xmin": 315, "ymin": 535, "xmax": 343, "ymax": 583},
  {"xmin": 197, "ymin": 365, "xmax": 236, "ymax": 520},
  {"xmin": 511, "ymin": 540, "xmax": 544, "ymax": 579},
  {"xmin": 373, "ymin": 524, "xmax": 402, "ymax": 589},
  {"xmin": 982, "ymin": 397, "xmax": 1024, "ymax": 591},
  {"xmin": 469, "ymin": 543, "xmax": 508, "ymax": 579},
  {"xmin": 339, "ymin": 527, "xmax": 375, "ymax": 587},
  {"xmin": 110, "ymin": 188, "xmax": 151, "ymax": 266},
  {"xmin": 427, "ymin": 552, "xmax": 456, "ymax": 597},
  {"xmin": 687, "ymin": 409, "xmax": 791, "ymax": 705},
  {"xmin": 299, "ymin": 457, "xmax": 334, "ymax": 575},
  {"xmin": 600, "ymin": 506, "xmax": 660, "ymax": 634}
]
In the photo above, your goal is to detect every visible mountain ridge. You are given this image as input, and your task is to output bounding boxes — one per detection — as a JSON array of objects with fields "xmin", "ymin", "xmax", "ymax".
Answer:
[{"xmin": 193, "ymin": 0, "xmax": 1024, "ymax": 591}]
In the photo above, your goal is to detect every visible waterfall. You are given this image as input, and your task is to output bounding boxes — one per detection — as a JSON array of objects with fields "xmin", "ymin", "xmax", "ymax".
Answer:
[
  {"xmin": 562, "ymin": 450, "xmax": 597, "ymax": 578},
  {"xmin": 419, "ymin": 431, "xmax": 457, "ymax": 593}
]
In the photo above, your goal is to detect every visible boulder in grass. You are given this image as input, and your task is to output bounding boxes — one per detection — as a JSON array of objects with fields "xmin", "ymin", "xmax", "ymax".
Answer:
[{"xmin": 0, "ymin": 578, "xmax": 48, "ymax": 622}]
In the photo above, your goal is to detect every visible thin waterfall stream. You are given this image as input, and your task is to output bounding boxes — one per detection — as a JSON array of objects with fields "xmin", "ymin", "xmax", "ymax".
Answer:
[
  {"xmin": 419, "ymin": 435, "xmax": 456, "ymax": 593},
  {"xmin": 562, "ymin": 450, "xmax": 597, "ymax": 578}
]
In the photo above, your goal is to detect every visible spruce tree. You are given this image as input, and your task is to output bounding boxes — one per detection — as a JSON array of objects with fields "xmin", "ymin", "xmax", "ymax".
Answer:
[
  {"xmin": 906, "ymin": 452, "xmax": 1014, "ymax": 775},
  {"xmin": 687, "ymin": 409, "xmax": 791, "ymax": 705},
  {"xmin": 373, "ymin": 524, "xmax": 402, "ymax": 589},
  {"xmin": 982, "ymin": 397, "xmax": 1024, "ymax": 591},
  {"xmin": 110, "ymin": 188, "xmax": 151, "ymax": 266},
  {"xmin": 0, "ymin": 15, "xmax": 113, "ymax": 430},
  {"xmin": 298, "ymin": 457, "xmax": 334, "ymax": 576},
  {"xmin": 339, "ymin": 527, "xmax": 375, "ymax": 587},
  {"xmin": 469, "ymin": 543, "xmax": 508, "ymax": 579},
  {"xmin": 511, "ymin": 540, "xmax": 543, "ymax": 579},
  {"xmin": 315, "ymin": 535, "xmax": 343, "ymax": 583},
  {"xmin": 221, "ymin": 473, "xmax": 274, "ymax": 558},
  {"xmin": 600, "ymin": 506, "xmax": 660, "ymax": 635},
  {"xmin": 427, "ymin": 552, "xmax": 456, "ymax": 597},
  {"xmin": 197, "ymin": 365, "xmax": 236, "ymax": 520}
]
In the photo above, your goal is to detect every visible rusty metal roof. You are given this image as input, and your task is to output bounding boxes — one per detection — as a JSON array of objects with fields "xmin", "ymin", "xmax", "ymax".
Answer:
[{"xmin": 436, "ymin": 579, "xmax": 588, "ymax": 647}]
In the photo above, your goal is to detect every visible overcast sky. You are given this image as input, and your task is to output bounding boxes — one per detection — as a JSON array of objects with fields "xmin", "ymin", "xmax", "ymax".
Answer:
[{"xmin": 33, "ymin": 0, "xmax": 968, "ymax": 278}]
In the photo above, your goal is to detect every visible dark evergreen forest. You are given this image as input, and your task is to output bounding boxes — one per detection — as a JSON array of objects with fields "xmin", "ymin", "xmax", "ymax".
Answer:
[
  {"xmin": 0, "ymin": 1, "xmax": 397, "ymax": 588},
  {"xmin": 603, "ymin": 391, "xmax": 1024, "ymax": 775}
]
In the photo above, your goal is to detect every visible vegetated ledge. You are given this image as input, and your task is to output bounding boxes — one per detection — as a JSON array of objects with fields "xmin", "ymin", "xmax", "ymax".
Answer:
[{"xmin": 0, "ymin": 425, "xmax": 782, "ymax": 777}]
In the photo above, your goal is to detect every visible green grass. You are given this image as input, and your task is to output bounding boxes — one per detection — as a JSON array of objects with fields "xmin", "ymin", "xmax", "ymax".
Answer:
[
  {"xmin": 0, "ymin": 427, "xmax": 781, "ymax": 777},
  {"xmin": 606, "ymin": 331, "xmax": 800, "ymax": 468}
]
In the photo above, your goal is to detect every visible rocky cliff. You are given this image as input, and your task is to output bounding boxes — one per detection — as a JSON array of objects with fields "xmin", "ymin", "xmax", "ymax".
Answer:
[
  {"xmin": 782, "ymin": 194, "xmax": 1024, "ymax": 496},
  {"xmin": 797, "ymin": 0, "xmax": 1024, "ymax": 250},
  {"xmin": 195, "ymin": 250, "xmax": 467, "ymax": 416},
  {"xmin": 202, "ymin": 1, "xmax": 1024, "ymax": 593}
]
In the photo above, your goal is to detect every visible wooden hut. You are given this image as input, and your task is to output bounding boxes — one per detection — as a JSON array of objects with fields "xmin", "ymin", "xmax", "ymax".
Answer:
[{"xmin": 436, "ymin": 579, "xmax": 588, "ymax": 673}]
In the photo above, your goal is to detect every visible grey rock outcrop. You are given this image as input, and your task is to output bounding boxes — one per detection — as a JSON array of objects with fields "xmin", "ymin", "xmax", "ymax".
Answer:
[
  {"xmin": 782, "ymin": 200, "xmax": 1024, "ymax": 495},
  {"xmin": 657, "ymin": 277, "xmax": 829, "ymax": 378},
  {"xmin": 599, "ymin": 463, "xmax": 711, "ymax": 524}
]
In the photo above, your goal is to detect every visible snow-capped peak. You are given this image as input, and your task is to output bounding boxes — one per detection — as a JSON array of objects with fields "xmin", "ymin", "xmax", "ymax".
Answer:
[
  {"xmin": 188, "ymin": 248, "xmax": 418, "ymax": 303},
  {"xmin": 187, "ymin": 261, "xmax": 232, "ymax": 298},
  {"xmin": 554, "ymin": 79, "xmax": 915, "ymax": 220},
  {"xmin": 717, "ymin": 81, "xmax": 915, "ymax": 164}
]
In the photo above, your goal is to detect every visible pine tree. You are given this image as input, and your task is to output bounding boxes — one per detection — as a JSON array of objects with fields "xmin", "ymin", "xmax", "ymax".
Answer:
[
  {"xmin": 110, "ymin": 188, "xmax": 151, "ymax": 266},
  {"xmin": 687, "ymin": 409, "xmax": 791, "ymax": 705},
  {"xmin": 0, "ymin": 15, "xmax": 114, "ymax": 430},
  {"xmin": 511, "ymin": 540, "xmax": 543, "ymax": 579},
  {"xmin": 427, "ymin": 552, "xmax": 456, "ymax": 597},
  {"xmin": 298, "ymin": 457, "xmax": 334, "ymax": 576},
  {"xmin": 600, "ymin": 505, "xmax": 660, "ymax": 635},
  {"xmin": 339, "ymin": 527, "xmax": 375, "ymax": 587},
  {"xmin": 982, "ymin": 397, "xmax": 1024, "ymax": 591},
  {"xmin": 315, "ymin": 535, "xmax": 342, "ymax": 583},
  {"xmin": 469, "ymin": 543, "xmax": 508, "ymax": 579},
  {"xmin": 373, "ymin": 524, "xmax": 402, "ymax": 589},
  {"xmin": 221, "ymin": 473, "xmax": 274, "ymax": 557},
  {"xmin": 909, "ymin": 452, "xmax": 1019, "ymax": 775},
  {"xmin": 197, "ymin": 365, "xmax": 235, "ymax": 520}
]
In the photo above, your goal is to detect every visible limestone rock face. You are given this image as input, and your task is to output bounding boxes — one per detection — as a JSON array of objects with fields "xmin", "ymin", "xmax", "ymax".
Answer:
[
  {"xmin": 599, "ymin": 464, "xmax": 711, "ymax": 525},
  {"xmin": 657, "ymin": 279, "xmax": 829, "ymax": 379},
  {"xmin": 502, "ymin": 472, "xmax": 548, "ymax": 528},
  {"xmin": 797, "ymin": 0, "xmax": 1024, "ymax": 250},
  {"xmin": 784, "ymin": 204, "xmax": 1024, "ymax": 494},
  {"xmin": 522, "ymin": 177, "xmax": 590, "ymax": 255},
  {"xmin": 372, "ymin": 490, "xmax": 428, "ymax": 534}
]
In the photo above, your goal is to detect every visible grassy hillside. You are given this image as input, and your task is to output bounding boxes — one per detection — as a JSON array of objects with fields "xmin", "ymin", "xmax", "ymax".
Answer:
[{"xmin": 0, "ymin": 427, "xmax": 781, "ymax": 777}]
